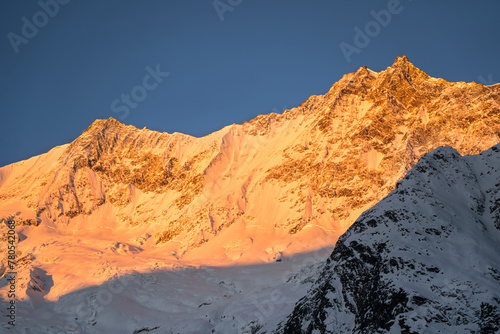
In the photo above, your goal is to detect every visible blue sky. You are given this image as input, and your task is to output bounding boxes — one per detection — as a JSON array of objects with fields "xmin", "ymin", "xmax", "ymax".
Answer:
[{"xmin": 1, "ymin": 0, "xmax": 499, "ymax": 167}]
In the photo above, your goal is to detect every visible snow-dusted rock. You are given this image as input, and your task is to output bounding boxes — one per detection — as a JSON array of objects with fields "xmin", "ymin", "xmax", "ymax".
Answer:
[{"xmin": 273, "ymin": 144, "xmax": 500, "ymax": 333}]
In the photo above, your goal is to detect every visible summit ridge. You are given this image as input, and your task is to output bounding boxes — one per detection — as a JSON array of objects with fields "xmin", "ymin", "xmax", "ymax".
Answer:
[{"xmin": 0, "ymin": 56, "xmax": 499, "ymax": 332}]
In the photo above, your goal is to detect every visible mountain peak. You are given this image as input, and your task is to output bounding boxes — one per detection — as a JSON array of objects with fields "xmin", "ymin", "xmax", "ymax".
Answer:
[
  {"xmin": 85, "ymin": 117, "xmax": 124, "ymax": 132},
  {"xmin": 389, "ymin": 55, "xmax": 413, "ymax": 73},
  {"xmin": 354, "ymin": 64, "xmax": 375, "ymax": 77},
  {"xmin": 390, "ymin": 55, "xmax": 420, "ymax": 72},
  {"xmin": 391, "ymin": 55, "xmax": 410, "ymax": 67},
  {"xmin": 76, "ymin": 117, "xmax": 129, "ymax": 145},
  {"xmin": 388, "ymin": 55, "xmax": 428, "ymax": 78},
  {"xmin": 64, "ymin": 117, "xmax": 132, "ymax": 167}
]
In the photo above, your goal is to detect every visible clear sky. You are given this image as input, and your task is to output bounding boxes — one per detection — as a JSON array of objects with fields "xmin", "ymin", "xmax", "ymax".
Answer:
[{"xmin": 1, "ymin": 0, "xmax": 499, "ymax": 167}]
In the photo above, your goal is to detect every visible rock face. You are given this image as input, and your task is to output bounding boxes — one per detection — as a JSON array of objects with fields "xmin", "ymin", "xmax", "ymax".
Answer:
[
  {"xmin": 273, "ymin": 143, "xmax": 500, "ymax": 334},
  {"xmin": 0, "ymin": 56, "xmax": 499, "ymax": 302}
]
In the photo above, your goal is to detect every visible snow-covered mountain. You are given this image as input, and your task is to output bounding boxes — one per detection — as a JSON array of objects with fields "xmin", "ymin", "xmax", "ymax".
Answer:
[
  {"xmin": 0, "ymin": 56, "xmax": 499, "ymax": 332},
  {"xmin": 271, "ymin": 143, "xmax": 500, "ymax": 334}
]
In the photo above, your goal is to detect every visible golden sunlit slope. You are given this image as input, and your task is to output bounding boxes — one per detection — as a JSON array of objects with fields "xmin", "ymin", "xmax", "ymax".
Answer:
[{"xmin": 1, "ymin": 56, "xmax": 499, "ymax": 301}]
